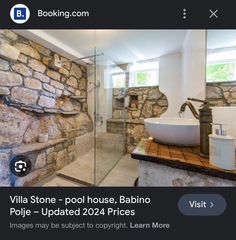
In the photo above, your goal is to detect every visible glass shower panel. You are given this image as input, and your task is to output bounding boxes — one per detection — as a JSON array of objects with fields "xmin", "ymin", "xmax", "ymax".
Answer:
[
  {"xmin": 54, "ymin": 30, "xmax": 96, "ymax": 186},
  {"xmin": 94, "ymin": 51, "xmax": 127, "ymax": 185}
]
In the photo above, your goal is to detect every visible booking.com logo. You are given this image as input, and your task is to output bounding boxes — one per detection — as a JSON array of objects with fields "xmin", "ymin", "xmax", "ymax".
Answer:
[{"xmin": 10, "ymin": 4, "xmax": 30, "ymax": 24}]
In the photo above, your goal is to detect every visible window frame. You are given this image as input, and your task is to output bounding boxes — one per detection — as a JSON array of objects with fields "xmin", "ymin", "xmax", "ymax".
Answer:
[
  {"xmin": 129, "ymin": 60, "xmax": 159, "ymax": 87},
  {"xmin": 206, "ymin": 49, "xmax": 236, "ymax": 83},
  {"xmin": 206, "ymin": 61, "xmax": 236, "ymax": 83},
  {"xmin": 111, "ymin": 72, "xmax": 126, "ymax": 88}
]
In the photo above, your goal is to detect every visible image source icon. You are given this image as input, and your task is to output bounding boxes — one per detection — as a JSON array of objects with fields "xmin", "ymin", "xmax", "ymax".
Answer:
[
  {"xmin": 10, "ymin": 4, "xmax": 30, "ymax": 24},
  {"xmin": 10, "ymin": 156, "xmax": 31, "ymax": 177}
]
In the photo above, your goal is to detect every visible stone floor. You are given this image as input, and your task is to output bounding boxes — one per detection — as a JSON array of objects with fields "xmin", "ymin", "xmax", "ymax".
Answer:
[
  {"xmin": 58, "ymin": 149, "xmax": 95, "ymax": 185},
  {"xmin": 37, "ymin": 154, "xmax": 139, "ymax": 187},
  {"xmin": 57, "ymin": 147, "xmax": 125, "ymax": 185},
  {"xmin": 99, "ymin": 154, "xmax": 139, "ymax": 187},
  {"xmin": 38, "ymin": 175, "xmax": 83, "ymax": 187}
]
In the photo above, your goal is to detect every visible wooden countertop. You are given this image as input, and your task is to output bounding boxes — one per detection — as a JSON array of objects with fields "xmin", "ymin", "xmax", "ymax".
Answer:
[{"xmin": 131, "ymin": 139, "xmax": 236, "ymax": 181}]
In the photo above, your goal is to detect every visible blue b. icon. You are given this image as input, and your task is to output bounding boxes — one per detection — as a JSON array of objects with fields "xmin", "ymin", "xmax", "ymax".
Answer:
[{"xmin": 14, "ymin": 8, "xmax": 26, "ymax": 20}]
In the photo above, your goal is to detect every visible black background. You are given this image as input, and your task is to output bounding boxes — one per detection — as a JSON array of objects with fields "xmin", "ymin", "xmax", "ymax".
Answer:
[
  {"xmin": 1, "ymin": 0, "xmax": 236, "ymax": 239},
  {"xmin": 0, "ymin": 0, "xmax": 232, "ymax": 29},
  {"xmin": 0, "ymin": 187, "xmax": 235, "ymax": 240}
]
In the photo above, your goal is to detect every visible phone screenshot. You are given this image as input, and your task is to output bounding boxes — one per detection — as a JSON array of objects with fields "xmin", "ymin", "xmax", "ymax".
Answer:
[{"xmin": 0, "ymin": 0, "xmax": 235, "ymax": 239}]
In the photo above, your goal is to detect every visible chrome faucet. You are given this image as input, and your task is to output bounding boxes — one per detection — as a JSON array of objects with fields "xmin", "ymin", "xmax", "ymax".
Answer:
[{"xmin": 179, "ymin": 98, "xmax": 212, "ymax": 158}]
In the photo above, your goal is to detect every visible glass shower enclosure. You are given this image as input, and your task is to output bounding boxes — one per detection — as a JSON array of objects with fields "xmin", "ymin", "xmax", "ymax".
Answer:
[
  {"xmin": 58, "ymin": 44, "xmax": 127, "ymax": 186},
  {"xmin": 92, "ymin": 48, "xmax": 127, "ymax": 185}
]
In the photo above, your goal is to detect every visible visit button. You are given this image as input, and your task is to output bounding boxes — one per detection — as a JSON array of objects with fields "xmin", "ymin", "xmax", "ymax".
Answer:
[{"xmin": 178, "ymin": 194, "xmax": 226, "ymax": 216}]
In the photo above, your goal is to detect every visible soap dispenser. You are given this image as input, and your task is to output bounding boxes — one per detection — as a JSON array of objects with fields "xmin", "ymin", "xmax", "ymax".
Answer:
[{"xmin": 209, "ymin": 123, "xmax": 236, "ymax": 170}]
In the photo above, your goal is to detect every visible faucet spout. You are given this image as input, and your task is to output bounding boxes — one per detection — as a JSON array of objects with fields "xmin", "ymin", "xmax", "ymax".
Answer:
[{"xmin": 179, "ymin": 101, "xmax": 199, "ymax": 120}]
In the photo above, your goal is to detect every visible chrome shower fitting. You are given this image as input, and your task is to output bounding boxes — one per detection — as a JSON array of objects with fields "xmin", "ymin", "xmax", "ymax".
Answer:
[
  {"xmin": 89, "ymin": 81, "xmax": 100, "ymax": 88},
  {"xmin": 60, "ymin": 53, "xmax": 104, "ymax": 63},
  {"xmin": 95, "ymin": 113, "xmax": 103, "ymax": 126}
]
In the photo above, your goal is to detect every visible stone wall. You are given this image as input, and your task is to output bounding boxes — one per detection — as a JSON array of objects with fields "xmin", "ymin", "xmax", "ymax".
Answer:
[
  {"xmin": 206, "ymin": 81, "xmax": 236, "ymax": 106},
  {"xmin": 108, "ymin": 86, "xmax": 168, "ymax": 153},
  {"xmin": 126, "ymin": 120, "xmax": 149, "ymax": 153},
  {"xmin": 139, "ymin": 160, "xmax": 236, "ymax": 186},
  {"xmin": 0, "ymin": 30, "xmax": 93, "ymax": 186},
  {"xmin": 113, "ymin": 87, "xmax": 168, "ymax": 120}
]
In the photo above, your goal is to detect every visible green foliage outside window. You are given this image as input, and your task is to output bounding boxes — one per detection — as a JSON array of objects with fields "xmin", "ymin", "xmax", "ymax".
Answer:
[
  {"xmin": 206, "ymin": 63, "xmax": 235, "ymax": 82},
  {"xmin": 136, "ymin": 72, "xmax": 151, "ymax": 85}
]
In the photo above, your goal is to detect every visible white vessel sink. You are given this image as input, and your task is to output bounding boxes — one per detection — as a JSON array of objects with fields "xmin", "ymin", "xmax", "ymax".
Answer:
[{"xmin": 144, "ymin": 117, "xmax": 200, "ymax": 146}]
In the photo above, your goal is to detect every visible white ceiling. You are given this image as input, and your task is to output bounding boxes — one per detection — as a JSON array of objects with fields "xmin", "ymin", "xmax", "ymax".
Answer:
[
  {"xmin": 207, "ymin": 30, "xmax": 236, "ymax": 49},
  {"xmin": 15, "ymin": 30, "xmax": 187, "ymax": 64}
]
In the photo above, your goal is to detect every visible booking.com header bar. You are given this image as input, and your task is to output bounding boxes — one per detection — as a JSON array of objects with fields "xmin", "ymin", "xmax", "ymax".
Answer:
[
  {"xmin": 0, "ymin": 0, "xmax": 234, "ymax": 29},
  {"xmin": 9, "ymin": 4, "xmax": 90, "ymax": 24}
]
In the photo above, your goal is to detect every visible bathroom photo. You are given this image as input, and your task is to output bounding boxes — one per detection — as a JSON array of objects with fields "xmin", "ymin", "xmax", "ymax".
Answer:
[{"xmin": 0, "ymin": 29, "xmax": 235, "ymax": 187}]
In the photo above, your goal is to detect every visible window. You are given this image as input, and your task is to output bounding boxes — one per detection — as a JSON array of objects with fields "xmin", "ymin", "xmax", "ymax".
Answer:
[
  {"xmin": 129, "ymin": 60, "xmax": 159, "ymax": 87},
  {"xmin": 207, "ymin": 49, "xmax": 236, "ymax": 82},
  {"xmin": 112, "ymin": 72, "xmax": 126, "ymax": 88}
]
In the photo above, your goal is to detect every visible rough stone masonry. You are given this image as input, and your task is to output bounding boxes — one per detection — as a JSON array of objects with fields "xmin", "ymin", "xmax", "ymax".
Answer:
[
  {"xmin": 206, "ymin": 81, "xmax": 236, "ymax": 106},
  {"xmin": 0, "ymin": 30, "xmax": 93, "ymax": 186},
  {"xmin": 109, "ymin": 85, "xmax": 168, "ymax": 153}
]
